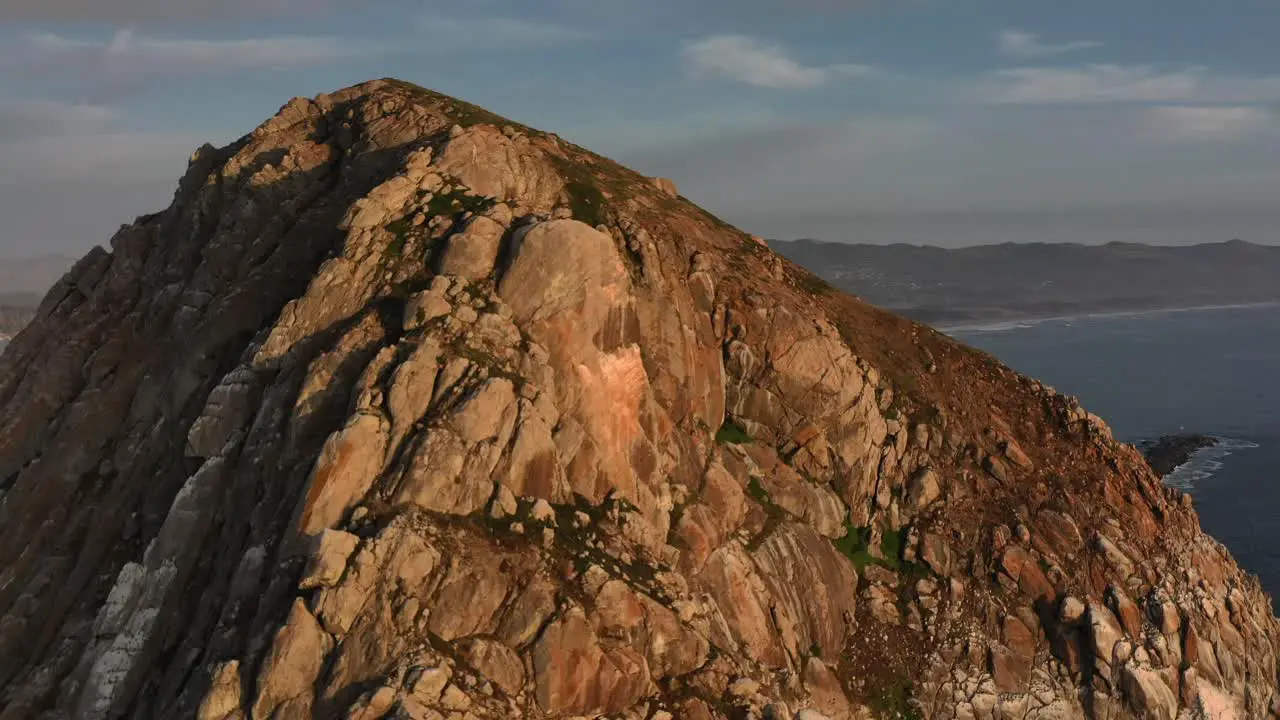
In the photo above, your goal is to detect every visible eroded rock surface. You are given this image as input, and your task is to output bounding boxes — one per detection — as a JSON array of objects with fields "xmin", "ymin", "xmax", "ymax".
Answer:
[{"xmin": 0, "ymin": 79, "xmax": 1276, "ymax": 720}]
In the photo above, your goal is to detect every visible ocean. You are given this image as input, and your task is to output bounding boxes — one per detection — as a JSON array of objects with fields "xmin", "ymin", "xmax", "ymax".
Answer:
[{"xmin": 948, "ymin": 304, "xmax": 1280, "ymax": 605}]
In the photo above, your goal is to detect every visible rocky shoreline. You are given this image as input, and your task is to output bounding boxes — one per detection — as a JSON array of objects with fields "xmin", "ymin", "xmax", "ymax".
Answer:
[{"xmin": 1140, "ymin": 434, "xmax": 1220, "ymax": 477}]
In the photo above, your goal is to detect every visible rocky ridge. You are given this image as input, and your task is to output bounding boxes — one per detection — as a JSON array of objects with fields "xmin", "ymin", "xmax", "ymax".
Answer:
[{"xmin": 0, "ymin": 79, "xmax": 1275, "ymax": 720}]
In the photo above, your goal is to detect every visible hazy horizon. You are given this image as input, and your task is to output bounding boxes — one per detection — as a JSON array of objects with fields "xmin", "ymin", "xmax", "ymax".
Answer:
[{"xmin": 2, "ymin": 215, "xmax": 1277, "ymax": 264}]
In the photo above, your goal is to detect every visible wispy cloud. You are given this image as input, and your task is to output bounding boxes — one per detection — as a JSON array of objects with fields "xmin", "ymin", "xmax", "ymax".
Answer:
[
  {"xmin": 9, "ymin": 28, "xmax": 390, "ymax": 102},
  {"xmin": 629, "ymin": 115, "xmax": 938, "ymax": 210},
  {"xmin": 25, "ymin": 29, "xmax": 379, "ymax": 71},
  {"xmin": 0, "ymin": 0, "xmax": 339, "ymax": 25},
  {"xmin": 997, "ymin": 29, "xmax": 1101, "ymax": 58},
  {"xmin": 419, "ymin": 15, "xmax": 592, "ymax": 48},
  {"xmin": 976, "ymin": 64, "xmax": 1280, "ymax": 104},
  {"xmin": 1148, "ymin": 105, "xmax": 1273, "ymax": 141},
  {"xmin": 682, "ymin": 34, "xmax": 873, "ymax": 89}
]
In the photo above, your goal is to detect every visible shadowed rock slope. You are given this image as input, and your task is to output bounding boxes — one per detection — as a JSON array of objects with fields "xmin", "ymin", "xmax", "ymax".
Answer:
[{"xmin": 0, "ymin": 79, "xmax": 1275, "ymax": 720}]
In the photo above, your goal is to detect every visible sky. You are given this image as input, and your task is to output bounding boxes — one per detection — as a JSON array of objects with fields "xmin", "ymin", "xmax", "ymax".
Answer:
[{"xmin": 2, "ymin": 0, "xmax": 1279, "ymax": 257}]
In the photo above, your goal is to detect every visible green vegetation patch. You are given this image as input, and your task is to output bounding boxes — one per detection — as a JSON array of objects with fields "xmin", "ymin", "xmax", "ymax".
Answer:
[
  {"xmin": 545, "ymin": 147, "xmax": 653, "ymax": 230},
  {"xmin": 547, "ymin": 153, "xmax": 614, "ymax": 227},
  {"xmin": 564, "ymin": 177, "xmax": 608, "ymax": 227},
  {"xmin": 833, "ymin": 522, "xmax": 879, "ymax": 573},
  {"xmin": 880, "ymin": 526, "xmax": 905, "ymax": 566},
  {"xmin": 381, "ymin": 79, "xmax": 538, "ymax": 133},
  {"xmin": 426, "ymin": 187, "xmax": 497, "ymax": 219},
  {"xmin": 795, "ymin": 271, "xmax": 834, "ymax": 296},
  {"xmin": 869, "ymin": 677, "xmax": 924, "ymax": 720},
  {"xmin": 747, "ymin": 477, "xmax": 773, "ymax": 508},
  {"xmin": 715, "ymin": 419, "xmax": 753, "ymax": 445},
  {"xmin": 833, "ymin": 521, "xmax": 932, "ymax": 580},
  {"xmin": 738, "ymin": 233, "xmax": 767, "ymax": 255},
  {"xmin": 384, "ymin": 216, "xmax": 416, "ymax": 258}
]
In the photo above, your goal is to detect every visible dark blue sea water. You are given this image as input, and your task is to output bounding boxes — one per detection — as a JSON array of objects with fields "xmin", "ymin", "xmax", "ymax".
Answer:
[{"xmin": 948, "ymin": 304, "xmax": 1280, "ymax": 603}]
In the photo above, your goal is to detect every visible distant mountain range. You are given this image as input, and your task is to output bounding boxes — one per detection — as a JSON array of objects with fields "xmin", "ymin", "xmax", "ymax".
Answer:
[
  {"xmin": 772, "ymin": 239, "xmax": 1280, "ymax": 326},
  {"xmin": 0, "ymin": 254, "xmax": 76, "ymax": 337}
]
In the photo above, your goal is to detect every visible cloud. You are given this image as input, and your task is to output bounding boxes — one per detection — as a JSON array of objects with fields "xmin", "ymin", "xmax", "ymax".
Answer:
[
  {"xmin": 1148, "ymin": 106, "xmax": 1273, "ymax": 141},
  {"xmin": 25, "ymin": 29, "xmax": 378, "ymax": 72},
  {"xmin": 624, "ymin": 115, "xmax": 937, "ymax": 216},
  {"xmin": 7, "ymin": 28, "xmax": 389, "ymax": 102},
  {"xmin": 976, "ymin": 64, "xmax": 1280, "ymax": 104},
  {"xmin": 682, "ymin": 34, "xmax": 873, "ymax": 89},
  {"xmin": 0, "ymin": 99, "xmax": 117, "ymax": 139},
  {"xmin": 997, "ymin": 29, "xmax": 1101, "ymax": 58},
  {"xmin": 617, "ymin": 99, "xmax": 1280, "ymax": 243},
  {"xmin": 419, "ymin": 15, "xmax": 592, "ymax": 48},
  {"xmin": 0, "ymin": 0, "xmax": 341, "ymax": 25}
]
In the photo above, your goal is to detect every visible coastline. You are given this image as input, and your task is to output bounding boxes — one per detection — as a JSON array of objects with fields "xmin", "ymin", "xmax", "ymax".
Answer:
[
  {"xmin": 1140, "ymin": 434, "xmax": 1219, "ymax": 478},
  {"xmin": 1161, "ymin": 437, "xmax": 1262, "ymax": 492},
  {"xmin": 935, "ymin": 300, "xmax": 1280, "ymax": 334}
]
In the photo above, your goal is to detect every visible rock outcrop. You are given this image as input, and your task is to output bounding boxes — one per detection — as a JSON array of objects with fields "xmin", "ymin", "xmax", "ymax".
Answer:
[
  {"xmin": 1139, "ymin": 434, "xmax": 1220, "ymax": 478},
  {"xmin": 0, "ymin": 79, "xmax": 1276, "ymax": 720}
]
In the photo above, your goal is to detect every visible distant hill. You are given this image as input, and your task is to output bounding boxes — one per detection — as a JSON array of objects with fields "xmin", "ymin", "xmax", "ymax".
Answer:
[
  {"xmin": 0, "ymin": 254, "xmax": 76, "ymax": 337},
  {"xmin": 772, "ymin": 239, "xmax": 1280, "ymax": 326}
]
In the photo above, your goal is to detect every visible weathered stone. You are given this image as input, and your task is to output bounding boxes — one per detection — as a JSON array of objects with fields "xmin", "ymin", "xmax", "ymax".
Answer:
[
  {"xmin": 1120, "ymin": 664, "xmax": 1178, "ymax": 720},
  {"xmin": 436, "ymin": 124, "xmax": 565, "ymax": 213},
  {"xmin": 802, "ymin": 657, "xmax": 850, "ymax": 718},
  {"xmin": 1036, "ymin": 509, "xmax": 1084, "ymax": 558},
  {"xmin": 983, "ymin": 455, "xmax": 1011, "ymax": 483},
  {"xmin": 295, "ymin": 411, "xmax": 390, "ymax": 537},
  {"xmin": 299, "ymin": 529, "xmax": 360, "ymax": 590},
  {"xmin": 490, "ymin": 484, "xmax": 518, "ymax": 520},
  {"xmin": 439, "ymin": 215, "xmax": 507, "ymax": 281},
  {"xmin": 196, "ymin": 661, "xmax": 243, "ymax": 720},
  {"xmin": 459, "ymin": 638, "xmax": 525, "ymax": 695},
  {"xmin": 992, "ymin": 614, "xmax": 1036, "ymax": 692},
  {"xmin": 906, "ymin": 466, "xmax": 941, "ymax": 510},
  {"xmin": 990, "ymin": 647, "xmax": 1031, "ymax": 694},
  {"xmin": 650, "ymin": 177, "xmax": 679, "ymax": 197},
  {"xmin": 1095, "ymin": 533, "xmax": 1135, "ymax": 577},
  {"xmin": 1108, "ymin": 586, "xmax": 1143, "ymax": 639},
  {"xmin": 1000, "ymin": 438, "xmax": 1032, "ymax": 468},
  {"xmin": 998, "ymin": 545, "xmax": 1054, "ymax": 600},
  {"xmin": 532, "ymin": 607, "xmax": 651, "ymax": 716},
  {"xmin": 1088, "ymin": 602, "xmax": 1125, "ymax": 670},
  {"xmin": 251, "ymin": 600, "xmax": 333, "ymax": 718},
  {"xmin": 920, "ymin": 532, "xmax": 953, "ymax": 576},
  {"xmin": 186, "ymin": 367, "xmax": 258, "ymax": 458},
  {"xmin": 1059, "ymin": 596, "xmax": 1086, "ymax": 624},
  {"xmin": 409, "ymin": 666, "xmax": 451, "ymax": 704},
  {"xmin": 864, "ymin": 584, "xmax": 900, "ymax": 625}
]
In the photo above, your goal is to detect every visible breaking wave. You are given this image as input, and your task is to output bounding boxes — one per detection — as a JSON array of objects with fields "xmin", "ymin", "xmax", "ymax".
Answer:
[{"xmin": 1163, "ymin": 438, "xmax": 1261, "ymax": 491}]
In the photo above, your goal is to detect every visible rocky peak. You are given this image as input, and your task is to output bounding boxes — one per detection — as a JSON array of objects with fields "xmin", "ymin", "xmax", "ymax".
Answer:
[{"xmin": 0, "ymin": 79, "xmax": 1276, "ymax": 720}]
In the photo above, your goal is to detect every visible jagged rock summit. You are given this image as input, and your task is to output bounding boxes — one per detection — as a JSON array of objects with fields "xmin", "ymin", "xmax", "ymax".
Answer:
[{"xmin": 0, "ymin": 79, "xmax": 1275, "ymax": 719}]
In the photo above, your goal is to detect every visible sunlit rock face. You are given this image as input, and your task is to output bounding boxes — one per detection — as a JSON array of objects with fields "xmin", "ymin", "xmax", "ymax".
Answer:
[{"xmin": 0, "ymin": 79, "xmax": 1274, "ymax": 720}]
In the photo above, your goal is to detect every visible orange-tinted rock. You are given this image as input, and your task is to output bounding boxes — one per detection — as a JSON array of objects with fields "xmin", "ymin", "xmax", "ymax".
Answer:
[{"xmin": 0, "ymin": 79, "xmax": 1276, "ymax": 720}]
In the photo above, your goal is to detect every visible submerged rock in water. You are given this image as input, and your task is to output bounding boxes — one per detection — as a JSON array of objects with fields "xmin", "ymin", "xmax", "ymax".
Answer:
[{"xmin": 1140, "ymin": 434, "xmax": 1219, "ymax": 477}]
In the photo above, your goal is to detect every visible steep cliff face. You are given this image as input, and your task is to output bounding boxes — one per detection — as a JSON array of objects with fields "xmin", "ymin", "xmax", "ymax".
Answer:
[{"xmin": 0, "ymin": 80, "xmax": 1275, "ymax": 720}]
